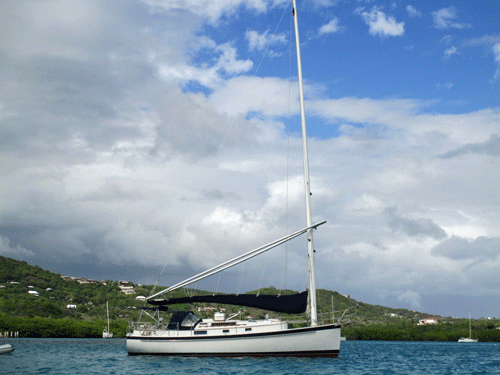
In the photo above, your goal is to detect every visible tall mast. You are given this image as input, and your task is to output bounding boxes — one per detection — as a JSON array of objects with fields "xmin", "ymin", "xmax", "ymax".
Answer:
[
  {"xmin": 107, "ymin": 301, "xmax": 110, "ymax": 333},
  {"xmin": 292, "ymin": 0, "xmax": 317, "ymax": 327}
]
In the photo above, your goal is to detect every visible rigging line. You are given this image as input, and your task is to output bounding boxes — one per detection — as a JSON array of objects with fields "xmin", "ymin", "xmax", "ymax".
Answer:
[
  {"xmin": 257, "ymin": 250, "xmax": 267, "ymax": 295},
  {"xmin": 237, "ymin": 262, "xmax": 245, "ymax": 295},
  {"xmin": 215, "ymin": 2, "xmax": 291, "ymax": 156},
  {"xmin": 148, "ymin": 221, "xmax": 326, "ymax": 300},
  {"xmin": 215, "ymin": 272, "xmax": 221, "ymax": 295},
  {"xmin": 148, "ymin": 253, "xmax": 171, "ymax": 299},
  {"xmin": 149, "ymin": 223, "xmax": 319, "ymax": 298},
  {"xmin": 252, "ymin": 2, "xmax": 291, "ymax": 79}
]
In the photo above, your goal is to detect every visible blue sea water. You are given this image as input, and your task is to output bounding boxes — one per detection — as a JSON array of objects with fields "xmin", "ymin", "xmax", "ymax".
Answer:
[{"xmin": 1, "ymin": 339, "xmax": 500, "ymax": 374}]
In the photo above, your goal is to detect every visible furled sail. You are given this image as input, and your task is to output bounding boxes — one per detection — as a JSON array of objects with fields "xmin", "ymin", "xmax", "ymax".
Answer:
[{"xmin": 148, "ymin": 291, "xmax": 308, "ymax": 314}]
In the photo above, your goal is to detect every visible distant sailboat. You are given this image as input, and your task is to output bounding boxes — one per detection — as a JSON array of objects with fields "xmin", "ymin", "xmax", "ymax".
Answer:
[
  {"xmin": 458, "ymin": 313, "xmax": 477, "ymax": 343},
  {"xmin": 102, "ymin": 301, "xmax": 113, "ymax": 338}
]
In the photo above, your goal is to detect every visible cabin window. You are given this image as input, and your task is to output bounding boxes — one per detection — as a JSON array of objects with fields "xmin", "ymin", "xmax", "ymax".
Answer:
[
  {"xmin": 223, "ymin": 329, "xmax": 229, "ymax": 333},
  {"xmin": 194, "ymin": 330, "xmax": 207, "ymax": 335},
  {"xmin": 181, "ymin": 312, "xmax": 201, "ymax": 329},
  {"xmin": 245, "ymin": 328, "xmax": 252, "ymax": 332},
  {"xmin": 167, "ymin": 311, "xmax": 202, "ymax": 330}
]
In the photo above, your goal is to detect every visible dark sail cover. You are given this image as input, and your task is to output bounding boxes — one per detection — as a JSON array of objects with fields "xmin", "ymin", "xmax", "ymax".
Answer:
[{"xmin": 148, "ymin": 291, "xmax": 308, "ymax": 314}]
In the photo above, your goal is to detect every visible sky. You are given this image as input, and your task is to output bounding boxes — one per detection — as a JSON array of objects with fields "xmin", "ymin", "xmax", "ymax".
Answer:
[{"xmin": 1, "ymin": 0, "xmax": 500, "ymax": 319}]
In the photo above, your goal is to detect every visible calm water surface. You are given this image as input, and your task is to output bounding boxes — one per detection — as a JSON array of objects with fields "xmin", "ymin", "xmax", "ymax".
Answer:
[{"xmin": 1, "ymin": 339, "xmax": 499, "ymax": 374}]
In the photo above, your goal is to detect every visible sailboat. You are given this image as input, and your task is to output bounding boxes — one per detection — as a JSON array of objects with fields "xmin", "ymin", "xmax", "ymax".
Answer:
[
  {"xmin": 458, "ymin": 313, "xmax": 477, "ymax": 343},
  {"xmin": 126, "ymin": 0, "xmax": 342, "ymax": 357},
  {"xmin": 102, "ymin": 301, "xmax": 114, "ymax": 338}
]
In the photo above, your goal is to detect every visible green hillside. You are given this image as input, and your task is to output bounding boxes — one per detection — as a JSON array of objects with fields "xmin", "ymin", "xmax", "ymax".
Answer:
[
  {"xmin": 1, "ymin": 255, "xmax": 499, "ymax": 341},
  {"xmin": 0, "ymin": 255, "xmax": 425, "ymax": 324}
]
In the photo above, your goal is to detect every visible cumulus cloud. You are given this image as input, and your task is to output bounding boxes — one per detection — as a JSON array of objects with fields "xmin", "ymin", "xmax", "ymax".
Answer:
[
  {"xmin": 355, "ymin": 6, "xmax": 405, "ymax": 38},
  {"xmin": 462, "ymin": 35, "xmax": 500, "ymax": 48},
  {"xmin": 0, "ymin": 236, "xmax": 35, "ymax": 257},
  {"xmin": 431, "ymin": 7, "xmax": 472, "ymax": 30},
  {"xmin": 438, "ymin": 134, "xmax": 500, "ymax": 159},
  {"xmin": 385, "ymin": 208, "xmax": 448, "ymax": 240},
  {"xmin": 319, "ymin": 17, "xmax": 344, "ymax": 35},
  {"xmin": 432, "ymin": 235, "xmax": 500, "ymax": 262},
  {"xmin": 444, "ymin": 46, "xmax": 458, "ymax": 60},
  {"xmin": 139, "ymin": 0, "xmax": 269, "ymax": 25},
  {"xmin": 440, "ymin": 35, "xmax": 453, "ymax": 46},
  {"xmin": 406, "ymin": 5, "xmax": 422, "ymax": 18},
  {"xmin": 245, "ymin": 29, "xmax": 287, "ymax": 53},
  {"xmin": 159, "ymin": 42, "xmax": 253, "ymax": 89},
  {"xmin": 397, "ymin": 290, "xmax": 421, "ymax": 309},
  {"xmin": 493, "ymin": 43, "xmax": 500, "ymax": 80}
]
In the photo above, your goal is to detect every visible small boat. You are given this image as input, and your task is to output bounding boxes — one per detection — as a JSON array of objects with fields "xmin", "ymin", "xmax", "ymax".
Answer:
[
  {"xmin": 102, "ymin": 301, "xmax": 114, "ymax": 338},
  {"xmin": 0, "ymin": 344, "xmax": 14, "ymax": 355},
  {"xmin": 458, "ymin": 313, "xmax": 477, "ymax": 343}
]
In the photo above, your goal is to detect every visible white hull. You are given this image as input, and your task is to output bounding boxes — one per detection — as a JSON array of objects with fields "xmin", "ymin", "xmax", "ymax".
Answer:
[
  {"xmin": 0, "ymin": 344, "xmax": 14, "ymax": 355},
  {"xmin": 458, "ymin": 313, "xmax": 477, "ymax": 342},
  {"xmin": 103, "ymin": 301, "xmax": 113, "ymax": 338},
  {"xmin": 458, "ymin": 337, "xmax": 477, "ymax": 343},
  {"xmin": 127, "ymin": 324, "xmax": 341, "ymax": 357}
]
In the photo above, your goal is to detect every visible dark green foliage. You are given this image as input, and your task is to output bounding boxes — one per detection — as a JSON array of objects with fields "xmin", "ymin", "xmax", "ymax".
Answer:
[
  {"xmin": 0, "ymin": 315, "xmax": 110, "ymax": 338},
  {"xmin": 343, "ymin": 320, "xmax": 500, "ymax": 342}
]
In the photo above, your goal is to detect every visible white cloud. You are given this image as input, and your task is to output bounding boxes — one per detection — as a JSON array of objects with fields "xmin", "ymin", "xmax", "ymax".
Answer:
[
  {"xmin": 319, "ymin": 17, "xmax": 344, "ymax": 35},
  {"xmin": 385, "ymin": 207, "xmax": 448, "ymax": 240},
  {"xmin": 209, "ymin": 75, "xmax": 300, "ymax": 117},
  {"xmin": 0, "ymin": 236, "xmax": 35, "ymax": 257},
  {"xmin": 140, "ymin": 0, "xmax": 270, "ymax": 25},
  {"xmin": 355, "ymin": 7, "xmax": 405, "ymax": 38},
  {"xmin": 438, "ymin": 134, "xmax": 500, "ymax": 159},
  {"xmin": 406, "ymin": 5, "xmax": 422, "ymax": 18},
  {"xmin": 436, "ymin": 83, "xmax": 453, "ymax": 90},
  {"xmin": 462, "ymin": 35, "xmax": 500, "ymax": 48},
  {"xmin": 440, "ymin": 35, "xmax": 453, "ymax": 46},
  {"xmin": 431, "ymin": 7, "xmax": 472, "ymax": 30},
  {"xmin": 432, "ymin": 235, "xmax": 500, "ymax": 262},
  {"xmin": 444, "ymin": 46, "xmax": 458, "ymax": 60},
  {"xmin": 158, "ymin": 41, "xmax": 253, "ymax": 89},
  {"xmin": 397, "ymin": 290, "xmax": 421, "ymax": 309},
  {"xmin": 493, "ymin": 43, "xmax": 500, "ymax": 80},
  {"xmin": 245, "ymin": 29, "xmax": 287, "ymax": 52}
]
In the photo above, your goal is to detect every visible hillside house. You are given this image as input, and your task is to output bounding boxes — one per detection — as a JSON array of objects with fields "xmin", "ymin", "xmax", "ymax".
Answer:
[
  {"xmin": 418, "ymin": 318, "xmax": 438, "ymax": 325},
  {"xmin": 120, "ymin": 286, "xmax": 136, "ymax": 295}
]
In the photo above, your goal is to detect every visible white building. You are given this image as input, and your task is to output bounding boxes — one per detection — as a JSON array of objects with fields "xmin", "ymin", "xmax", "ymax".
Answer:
[
  {"xmin": 418, "ymin": 318, "xmax": 438, "ymax": 325},
  {"xmin": 120, "ymin": 286, "xmax": 136, "ymax": 295}
]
